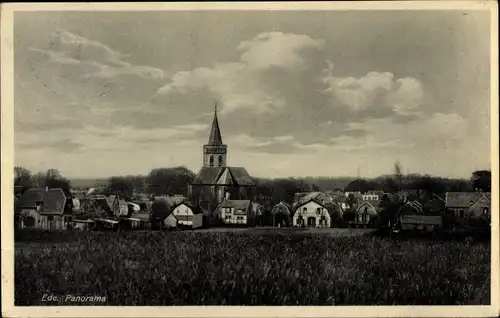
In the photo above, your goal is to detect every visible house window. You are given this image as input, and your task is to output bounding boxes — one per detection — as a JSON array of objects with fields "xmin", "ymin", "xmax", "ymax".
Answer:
[
  {"xmin": 316, "ymin": 208, "xmax": 321, "ymax": 215},
  {"xmin": 459, "ymin": 210, "xmax": 464, "ymax": 218},
  {"xmin": 225, "ymin": 215, "xmax": 231, "ymax": 219},
  {"xmin": 218, "ymin": 155, "xmax": 223, "ymax": 167},
  {"xmin": 47, "ymin": 215, "xmax": 53, "ymax": 221},
  {"xmin": 225, "ymin": 208, "xmax": 231, "ymax": 214},
  {"xmin": 209, "ymin": 155, "xmax": 214, "ymax": 167},
  {"xmin": 303, "ymin": 207, "xmax": 307, "ymax": 213}
]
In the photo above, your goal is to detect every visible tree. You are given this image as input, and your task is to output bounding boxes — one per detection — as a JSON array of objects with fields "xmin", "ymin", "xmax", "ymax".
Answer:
[
  {"xmin": 108, "ymin": 176, "xmax": 134, "ymax": 198},
  {"xmin": 44, "ymin": 169, "xmax": 71, "ymax": 195},
  {"xmin": 147, "ymin": 166, "xmax": 196, "ymax": 196},
  {"xmin": 471, "ymin": 170, "xmax": 491, "ymax": 192},
  {"xmin": 345, "ymin": 179, "xmax": 373, "ymax": 193},
  {"xmin": 14, "ymin": 166, "xmax": 32, "ymax": 188}
]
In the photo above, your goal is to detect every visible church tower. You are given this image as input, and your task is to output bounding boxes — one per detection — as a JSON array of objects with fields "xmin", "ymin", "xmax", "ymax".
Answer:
[{"xmin": 203, "ymin": 103, "xmax": 227, "ymax": 167}]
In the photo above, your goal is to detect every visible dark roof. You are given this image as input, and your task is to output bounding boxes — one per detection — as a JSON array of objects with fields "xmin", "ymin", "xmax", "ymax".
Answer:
[
  {"xmin": 171, "ymin": 201, "xmax": 203, "ymax": 214},
  {"xmin": 192, "ymin": 167, "xmax": 223, "ymax": 185},
  {"xmin": 445, "ymin": 192, "xmax": 484, "ymax": 208},
  {"xmin": 293, "ymin": 198, "xmax": 327, "ymax": 211},
  {"xmin": 18, "ymin": 188, "xmax": 67, "ymax": 214},
  {"xmin": 207, "ymin": 106, "xmax": 224, "ymax": 146},
  {"xmin": 228, "ymin": 167, "xmax": 254, "ymax": 186},
  {"xmin": 191, "ymin": 167, "xmax": 254, "ymax": 186}
]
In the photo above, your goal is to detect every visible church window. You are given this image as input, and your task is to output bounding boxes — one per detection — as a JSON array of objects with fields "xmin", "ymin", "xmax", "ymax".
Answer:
[
  {"xmin": 209, "ymin": 155, "xmax": 214, "ymax": 166},
  {"xmin": 218, "ymin": 155, "xmax": 223, "ymax": 166}
]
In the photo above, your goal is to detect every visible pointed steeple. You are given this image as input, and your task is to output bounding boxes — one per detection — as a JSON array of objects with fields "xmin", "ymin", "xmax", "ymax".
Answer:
[{"xmin": 208, "ymin": 102, "xmax": 223, "ymax": 145}]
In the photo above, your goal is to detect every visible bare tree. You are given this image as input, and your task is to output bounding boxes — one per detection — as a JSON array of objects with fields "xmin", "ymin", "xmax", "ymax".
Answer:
[{"xmin": 14, "ymin": 166, "xmax": 32, "ymax": 187}]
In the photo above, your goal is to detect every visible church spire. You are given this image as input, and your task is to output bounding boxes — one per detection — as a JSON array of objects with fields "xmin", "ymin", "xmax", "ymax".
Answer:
[{"xmin": 208, "ymin": 101, "xmax": 223, "ymax": 145}]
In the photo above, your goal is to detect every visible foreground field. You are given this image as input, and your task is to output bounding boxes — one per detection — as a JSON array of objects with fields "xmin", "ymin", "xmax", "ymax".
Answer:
[{"xmin": 15, "ymin": 230, "xmax": 490, "ymax": 305}]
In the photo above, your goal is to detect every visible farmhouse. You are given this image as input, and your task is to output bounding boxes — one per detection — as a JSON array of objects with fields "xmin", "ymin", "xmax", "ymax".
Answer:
[
  {"xmin": 217, "ymin": 200, "xmax": 255, "ymax": 225},
  {"xmin": 351, "ymin": 200, "xmax": 380, "ymax": 227},
  {"xmin": 445, "ymin": 192, "xmax": 485, "ymax": 218},
  {"xmin": 188, "ymin": 105, "xmax": 255, "ymax": 220},
  {"xmin": 467, "ymin": 193, "xmax": 491, "ymax": 218},
  {"xmin": 17, "ymin": 187, "xmax": 72, "ymax": 231},
  {"xmin": 292, "ymin": 199, "xmax": 331, "ymax": 228},
  {"xmin": 164, "ymin": 202, "xmax": 204, "ymax": 229}
]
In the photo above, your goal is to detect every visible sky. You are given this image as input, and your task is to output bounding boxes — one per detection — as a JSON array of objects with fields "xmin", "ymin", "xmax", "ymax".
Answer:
[{"xmin": 14, "ymin": 10, "xmax": 492, "ymax": 179}]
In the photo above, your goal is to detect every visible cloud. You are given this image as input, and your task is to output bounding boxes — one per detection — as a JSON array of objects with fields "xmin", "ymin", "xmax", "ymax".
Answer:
[
  {"xmin": 238, "ymin": 32, "xmax": 325, "ymax": 70},
  {"xmin": 330, "ymin": 112, "xmax": 467, "ymax": 151},
  {"xmin": 31, "ymin": 30, "xmax": 166, "ymax": 80},
  {"xmin": 322, "ymin": 62, "xmax": 425, "ymax": 115},
  {"xmin": 157, "ymin": 32, "xmax": 324, "ymax": 115}
]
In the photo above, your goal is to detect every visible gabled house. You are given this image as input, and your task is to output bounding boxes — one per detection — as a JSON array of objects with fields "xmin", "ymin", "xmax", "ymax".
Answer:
[
  {"xmin": 467, "ymin": 193, "xmax": 491, "ymax": 219},
  {"xmin": 351, "ymin": 200, "xmax": 380, "ymax": 227},
  {"xmin": 216, "ymin": 200, "xmax": 255, "ymax": 225},
  {"xmin": 164, "ymin": 202, "xmax": 204, "ymax": 230},
  {"xmin": 105, "ymin": 195, "xmax": 129, "ymax": 217},
  {"xmin": 17, "ymin": 188, "xmax": 71, "ymax": 231},
  {"xmin": 292, "ymin": 199, "xmax": 331, "ymax": 228},
  {"xmin": 445, "ymin": 192, "xmax": 485, "ymax": 218}
]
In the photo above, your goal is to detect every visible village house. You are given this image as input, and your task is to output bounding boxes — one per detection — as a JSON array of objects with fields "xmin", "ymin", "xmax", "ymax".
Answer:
[
  {"xmin": 164, "ymin": 202, "xmax": 204, "ymax": 229},
  {"xmin": 362, "ymin": 190, "xmax": 384, "ymax": 201},
  {"xmin": 333, "ymin": 195, "xmax": 348, "ymax": 211},
  {"xmin": 351, "ymin": 199, "xmax": 380, "ymax": 228},
  {"xmin": 105, "ymin": 195, "xmax": 129, "ymax": 217},
  {"xmin": 445, "ymin": 192, "xmax": 485, "ymax": 218},
  {"xmin": 17, "ymin": 187, "xmax": 72, "ymax": 231},
  {"xmin": 216, "ymin": 200, "xmax": 255, "ymax": 226},
  {"xmin": 188, "ymin": 105, "xmax": 255, "ymax": 222},
  {"xmin": 468, "ymin": 193, "xmax": 491, "ymax": 218},
  {"xmin": 292, "ymin": 199, "xmax": 332, "ymax": 228}
]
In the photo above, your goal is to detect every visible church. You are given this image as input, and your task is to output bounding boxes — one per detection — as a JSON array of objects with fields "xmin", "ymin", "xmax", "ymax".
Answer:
[{"xmin": 187, "ymin": 104, "xmax": 255, "ymax": 218}]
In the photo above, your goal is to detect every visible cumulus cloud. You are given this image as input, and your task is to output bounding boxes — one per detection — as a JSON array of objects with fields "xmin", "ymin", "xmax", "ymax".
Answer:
[
  {"xmin": 157, "ymin": 32, "xmax": 324, "ymax": 114},
  {"xmin": 238, "ymin": 32, "xmax": 325, "ymax": 70},
  {"xmin": 322, "ymin": 61, "xmax": 425, "ymax": 115}
]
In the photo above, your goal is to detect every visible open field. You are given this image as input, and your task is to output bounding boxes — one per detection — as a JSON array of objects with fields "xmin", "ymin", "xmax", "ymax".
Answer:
[{"xmin": 15, "ymin": 230, "xmax": 490, "ymax": 306}]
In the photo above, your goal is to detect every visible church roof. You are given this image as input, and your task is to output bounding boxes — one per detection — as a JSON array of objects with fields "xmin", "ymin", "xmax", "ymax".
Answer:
[
  {"xmin": 192, "ymin": 167, "xmax": 254, "ymax": 186},
  {"xmin": 207, "ymin": 105, "xmax": 224, "ymax": 146}
]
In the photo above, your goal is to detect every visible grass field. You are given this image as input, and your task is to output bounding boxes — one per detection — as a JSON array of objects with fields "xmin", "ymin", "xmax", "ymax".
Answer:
[{"xmin": 15, "ymin": 229, "xmax": 490, "ymax": 306}]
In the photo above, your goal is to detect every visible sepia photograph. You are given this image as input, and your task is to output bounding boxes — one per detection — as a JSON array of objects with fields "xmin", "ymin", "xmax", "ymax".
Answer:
[{"xmin": 1, "ymin": 1, "xmax": 498, "ymax": 317}]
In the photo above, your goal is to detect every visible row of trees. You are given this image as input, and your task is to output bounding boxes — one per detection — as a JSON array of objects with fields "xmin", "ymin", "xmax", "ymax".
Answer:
[
  {"xmin": 107, "ymin": 166, "xmax": 196, "ymax": 199},
  {"xmin": 14, "ymin": 167, "xmax": 71, "ymax": 194}
]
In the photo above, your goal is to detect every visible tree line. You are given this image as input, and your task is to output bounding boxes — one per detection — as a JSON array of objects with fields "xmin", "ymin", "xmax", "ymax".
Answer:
[
  {"xmin": 14, "ymin": 164, "xmax": 491, "ymax": 207},
  {"xmin": 14, "ymin": 167, "xmax": 72, "ymax": 195}
]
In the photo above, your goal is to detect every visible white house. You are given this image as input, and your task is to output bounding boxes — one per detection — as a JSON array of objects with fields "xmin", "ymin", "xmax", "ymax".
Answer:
[
  {"xmin": 165, "ymin": 202, "xmax": 203, "ymax": 229},
  {"xmin": 218, "ymin": 200, "xmax": 254, "ymax": 225},
  {"xmin": 292, "ymin": 199, "xmax": 331, "ymax": 228}
]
